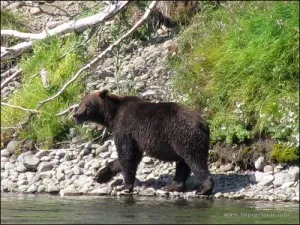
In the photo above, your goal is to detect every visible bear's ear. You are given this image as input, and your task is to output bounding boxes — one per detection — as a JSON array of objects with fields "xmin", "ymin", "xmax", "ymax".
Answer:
[{"xmin": 99, "ymin": 89, "xmax": 109, "ymax": 99}]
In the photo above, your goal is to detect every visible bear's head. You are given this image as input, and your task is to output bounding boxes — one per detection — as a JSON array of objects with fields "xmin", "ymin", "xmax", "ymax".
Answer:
[{"xmin": 73, "ymin": 89, "xmax": 109, "ymax": 125}]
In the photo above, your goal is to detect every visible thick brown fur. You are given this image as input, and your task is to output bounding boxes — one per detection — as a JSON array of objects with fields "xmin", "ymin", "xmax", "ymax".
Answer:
[{"xmin": 74, "ymin": 90, "xmax": 214, "ymax": 195}]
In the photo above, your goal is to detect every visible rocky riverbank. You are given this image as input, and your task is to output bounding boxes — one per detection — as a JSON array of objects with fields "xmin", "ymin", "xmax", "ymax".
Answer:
[
  {"xmin": 1, "ymin": 139, "xmax": 299, "ymax": 202},
  {"xmin": 1, "ymin": 1, "xmax": 299, "ymax": 203}
]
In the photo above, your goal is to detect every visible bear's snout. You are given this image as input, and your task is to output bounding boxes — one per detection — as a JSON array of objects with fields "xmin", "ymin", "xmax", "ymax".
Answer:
[{"xmin": 73, "ymin": 109, "xmax": 85, "ymax": 123}]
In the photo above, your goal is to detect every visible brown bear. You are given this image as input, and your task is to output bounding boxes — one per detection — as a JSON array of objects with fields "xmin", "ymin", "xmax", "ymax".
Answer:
[{"xmin": 73, "ymin": 89, "xmax": 214, "ymax": 195}]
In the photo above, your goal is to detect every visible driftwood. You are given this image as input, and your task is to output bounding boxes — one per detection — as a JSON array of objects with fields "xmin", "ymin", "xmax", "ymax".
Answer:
[
  {"xmin": 1, "ymin": 102, "xmax": 39, "ymax": 113},
  {"xmin": 56, "ymin": 104, "xmax": 79, "ymax": 116},
  {"xmin": 1, "ymin": 1, "xmax": 129, "ymax": 59},
  {"xmin": 1, "ymin": 68, "xmax": 22, "ymax": 88}
]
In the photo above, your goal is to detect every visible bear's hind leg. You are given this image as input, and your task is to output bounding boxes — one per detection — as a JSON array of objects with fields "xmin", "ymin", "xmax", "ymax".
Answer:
[{"xmin": 164, "ymin": 160, "xmax": 191, "ymax": 192}]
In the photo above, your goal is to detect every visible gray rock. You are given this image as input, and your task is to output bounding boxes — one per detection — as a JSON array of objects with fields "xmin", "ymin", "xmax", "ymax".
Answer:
[
  {"xmin": 281, "ymin": 182, "xmax": 295, "ymax": 189},
  {"xmin": 17, "ymin": 180, "xmax": 28, "ymax": 186},
  {"xmin": 289, "ymin": 166, "xmax": 299, "ymax": 180},
  {"xmin": 88, "ymin": 187, "xmax": 111, "ymax": 195},
  {"xmin": 35, "ymin": 150, "xmax": 49, "ymax": 159},
  {"xmin": 7, "ymin": 140, "xmax": 20, "ymax": 154},
  {"xmin": 57, "ymin": 172, "xmax": 65, "ymax": 182},
  {"xmin": 73, "ymin": 167, "xmax": 83, "ymax": 175},
  {"xmin": 185, "ymin": 191, "xmax": 197, "ymax": 198},
  {"xmin": 52, "ymin": 159, "xmax": 60, "ymax": 166},
  {"xmin": 39, "ymin": 171, "xmax": 53, "ymax": 179},
  {"xmin": 37, "ymin": 185, "xmax": 46, "ymax": 193},
  {"xmin": 249, "ymin": 171, "xmax": 267, "ymax": 183},
  {"xmin": 48, "ymin": 184, "xmax": 60, "ymax": 193},
  {"xmin": 100, "ymin": 151, "xmax": 111, "ymax": 159},
  {"xmin": 1, "ymin": 179, "xmax": 17, "ymax": 192},
  {"xmin": 156, "ymin": 189, "xmax": 169, "ymax": 197},
  {"xmin": 274, "ymin": 164, "xmax": 284, "ymax": 173},
  {"xmin": 142, "ymin": 156, "xmax": 153, "ymax": 164},
  {"xmin": 78, "ymin": 160, "xmax": 85, "ymax": 168},
  {"xmin": 17, "ymin": 151, "xmax": 40, "ymax": 170},
  {"xmin": 64, "ymin": 153, "xmax": 72, "ymax": 161},
  {"xmin": 5, "ymin": 162, "xmax": 14, "ymax": 170},
  {"xmin": 234, "ymin": 166, "xmax": 241, "ymax": 172},
  {"xmin": 27, "ymin": 174, "xmax": 40, "ymax": 184},
  {"xmin": 263, "ymin": 165, "xmax": 274, "ymax": 173},
  {"xmin": 91, "ymin": 161, "xmax": 101, "ymax": 170},
  {"xmin": 18, "ymin": 185, "xmax": 29, "ymax": 192},
  {"xmin": 257, "ymin": 175, "xmax": 274, "ymax": 186},
  {"xmin": 80, "ymin": 148, "xmax": 90, "ymax": 156},
  {"xmin": 273, "ymin": 172, "xmax": 296, "ymax": 187},
  {"xmin": 1, "ymin": 149, "xmax": 10, "ymax": 157},
  {"xmin": 60, "ymin": 185, "xmax": 79, "ymax": 196},
  {"xmin": 139, "ymin": 187, "xmax": 156, "ymax": 196},
  {"xmin": 95, "ymin": 145, "xmax": 108, "ymax": 156},
  {"xmin": 56, "ymin": 150, "xmax": 66, "ymax": 158},
  {"xmin": 30, "ymin": 7, "xmax": 41, "ymax": 15},
  {"xmin": 7, "ymin": 2, "xmax": 22, "ymax": 10},
  {"xmin": 1, "ymin": 157, "xmax": 9, "ymax": 162},
  {"xmin": 141, "ymin": 90, "xmax": 157, "ymax": 98},
  {"xmin": 49, "ymin": 151, "xmax": 56, "ymax": 159},
  {"xmin": 214, "ymin": 192, "xmax": 223, "ymax": 199},
  {"xmin": 40, "ymin": 156, "xmax": 51, "ymax": 161},
  {"xmin": 110, "ymin": 151, "xmax": 118, "ymax": 159},
  {"xmin": 255, "ymin": 157, "xmax": 267, "ymax": 171},
  {"xmin": 46, "ymin": 20, "xmax": 61, "ymax": 29},
  {"xmin": 37, "ymin": 162, "xmax": 53, "ymax": 172},
  {"xmin": 220, "ymin": 163, "xmax": 234, "ymax": 172},
  {"xmin": 27, "ymin": 184, "xmax": 38, "ymax": 193},
  {"xmin": 141, "ymin": 168, "xmax": 152, "ymax": 174},
  {"xmin": 16, "ymin": 163, "xmax": 27, "ymax": 173}
]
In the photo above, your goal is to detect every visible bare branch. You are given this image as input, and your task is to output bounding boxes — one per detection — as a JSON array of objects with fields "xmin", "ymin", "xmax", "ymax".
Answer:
[
  {"xmin": 1, "ymin": 1, "xmax": 129, "ymax": 59},
  {"xmin": 1, "ymin": 69, "xmax": 22, "ymax": 88},
  {"xmin": 1, "ymin": 2, "xmax": 129, "ymax": 40},
  {"xmin": 1, "ymin": 102, "xmax": 39, "ymax": 113},
  {"xmin": 1, "ymin": 126, "xmax": 19, "ymax": 130},
  {"xmin": 37, "ymin": 1, "xmax": 158, "ymax": 110},
  {"xmin": 1, "ymin": 41, "xmax": 33, "ymax": 59},
  {"xmin": 56, "ymin": 104, "xmax": 79, "ymax": 116}
]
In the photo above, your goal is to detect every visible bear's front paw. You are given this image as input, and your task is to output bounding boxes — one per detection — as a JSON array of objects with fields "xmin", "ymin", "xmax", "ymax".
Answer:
[
  {"xmin": 163, "ymin": 182, "xmax": 185, "ymax": 192},
  {"xmin": 196, "ymin": 185, "xmax": 213, "ymax": 196},
  {"xmin": 93, "ymin": 166, "xmax": 114, "ymax": 183},
  {"xmin": 115, "ymin": 184, "xmax": 134, "ymax": 193}
]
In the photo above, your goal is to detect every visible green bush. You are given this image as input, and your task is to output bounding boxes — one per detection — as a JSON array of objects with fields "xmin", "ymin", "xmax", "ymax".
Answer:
[
  {"xmin": 270, "ymin": 143, "xmax": 299, "ymax": 164},
  {"xmin": 169, "ymin": 1, "xmax": 299, "ymax": 146},
  {"xmin": 1, "ymin": 35, "xmax": 86, "ymax": 149}
]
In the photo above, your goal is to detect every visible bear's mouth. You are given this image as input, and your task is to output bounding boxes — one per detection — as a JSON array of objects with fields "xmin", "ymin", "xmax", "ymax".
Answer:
[{"xmin": 73, "ymin": 113, "xmax": 86, "ymax": 124}]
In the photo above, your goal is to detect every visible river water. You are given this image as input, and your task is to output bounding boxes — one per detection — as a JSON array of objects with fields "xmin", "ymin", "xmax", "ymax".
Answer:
[{"xmin": 1, "ymin": 193, "xmax": 299, "ymax": 224}]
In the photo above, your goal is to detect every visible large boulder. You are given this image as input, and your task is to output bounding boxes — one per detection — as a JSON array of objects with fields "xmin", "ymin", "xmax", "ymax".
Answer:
[
  {"xmin": 254, "ymin": 156, "xmax": 267, "ymax": 171},
  {"xmin": 37, "ymin": 162, "xmax": 53, "ymax": 172},
  {"xmin": 6, "ymin": 140, "xmax": 20, "ymax": 154},
  {"xmin": 35, "ymin": 150, "xmax": 49, "ymax": 159},
  {"xmin": 273, "ymin": 172, "xmax": 297, "ymax": 187},
  {"xmin": 18, "ymin": 152, "xmax": 40, "ymax": 171},
  {"xmin": 1, "ymin": 149, "xmax": 10, "ymax": 157}
]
